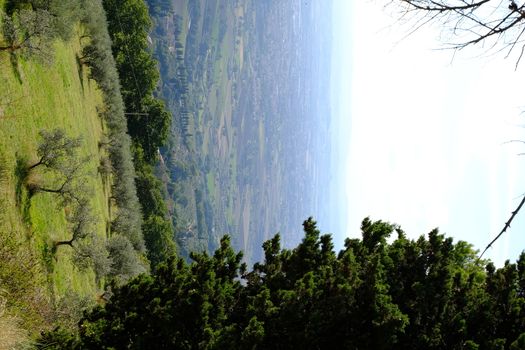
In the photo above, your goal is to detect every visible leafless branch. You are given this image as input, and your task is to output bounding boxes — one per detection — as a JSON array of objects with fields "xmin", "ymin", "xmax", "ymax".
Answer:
[
  {"xmin": 502, "ymin": 139, "xmax": 525, "ymax": 145},
  {"xmin": 479, "ymin": 193, "xmax": 525, "ymax": 259},
  {"xmin": 390, "ymin": 0, "xmax": 525, "ymax": 62},
  {"xmin": 400, "ymin": 0, "xmax": 491, "ymax": 12}
]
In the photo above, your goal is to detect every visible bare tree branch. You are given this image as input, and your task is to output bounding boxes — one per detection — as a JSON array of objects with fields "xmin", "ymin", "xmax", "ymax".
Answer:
[
  {"xmin": 502, "ymin": 139, "xmax": 525, "ymax": 145},
  {"xmin": 400, "ymin": 0, "xmax": 491, "ymax": 12},
  {"xmin": 391, "ymin": 0, "xmax": 525, "ymax": 62},
  {"xmin": 479, "ymin": 193, "xmax": 525, "ymax": 259}
]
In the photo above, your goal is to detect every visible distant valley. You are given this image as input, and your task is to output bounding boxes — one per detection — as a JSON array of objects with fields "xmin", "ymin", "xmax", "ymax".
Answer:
[{"xmin": 149, "ymin": 0, "xmax": 334, "ymax": 262}]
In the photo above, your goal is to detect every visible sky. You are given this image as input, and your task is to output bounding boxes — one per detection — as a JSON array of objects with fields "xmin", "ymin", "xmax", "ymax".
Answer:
[{"xmin": 332, "ymin": 0, "xmax": 525, "ymax": 266}]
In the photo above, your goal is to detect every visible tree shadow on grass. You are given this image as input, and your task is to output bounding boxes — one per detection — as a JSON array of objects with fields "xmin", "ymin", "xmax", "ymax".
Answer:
[
  {"xmin": 14, "ymin": 155, "xmax": 32, "ymax": 224},
  {"xmin": 0, "ymin": 151, "xmax": 7, "ymax": 186},
  {"xmin": 75, "ymin": 54, "xmax": 85, "ymax": 92},
  {"xmin": 41, "ymin": 240, "xmax": 58, "ymax": 311},
  {"xmin": 9, "ymin": 52, "xmax": 23, "ymax": 84},
  {"xmin": 41, "ymin": 240, "xmax": 56, "ymax": 274}
]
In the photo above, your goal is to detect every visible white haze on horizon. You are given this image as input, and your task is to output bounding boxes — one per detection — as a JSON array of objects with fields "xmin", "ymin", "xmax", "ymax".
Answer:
[{"xmin": 330, "ymin": 0, "xmax": 525, "ymax": 266}]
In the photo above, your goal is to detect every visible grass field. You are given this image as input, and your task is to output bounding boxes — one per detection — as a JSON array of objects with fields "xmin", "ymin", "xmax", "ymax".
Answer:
[
  {"xmin": 206, "ymin": 171, "xmax": 216, "ymax": 202},
  {"xmin": 0, "ymin": 11, "xmax": 108, "ymax": 337}
]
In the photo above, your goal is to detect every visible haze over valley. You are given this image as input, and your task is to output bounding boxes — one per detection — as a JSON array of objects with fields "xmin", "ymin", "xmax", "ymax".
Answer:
[{"xmin": 149, "ymin": 0, "xmax": 340, "ymax": 262}]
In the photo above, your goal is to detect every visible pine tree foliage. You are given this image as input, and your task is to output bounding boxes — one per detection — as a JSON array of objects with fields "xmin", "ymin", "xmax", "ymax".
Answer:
[{"xmin": 40, "ymin": 218, "xmax": 525, "ymax": 349}]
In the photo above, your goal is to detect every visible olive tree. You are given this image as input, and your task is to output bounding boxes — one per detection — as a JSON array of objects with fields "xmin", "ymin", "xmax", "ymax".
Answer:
[
  {"xmin": 106, "ymin": 234, "xmax": 147, "ymax": 283},
  {"xmin": 27, "ymin": 128, "xmax": 89, "ymax": 205},
  {"xmin": 54, "ymin": 198, "xmax": 113, "ymax": 278},
  {"xmin": 29, "ymin": 128, "xmax": 82, "ymax": 171},
  {"xmin": 29, "ymin": 156, "xmax": 90, "ymax": 205},
  {"xmin": 55, "ymin": 199, "xmax": 95, "ymax": 248},
  {"xmin": 1, "ymin": 9, "xmax": 56, "ymax": 62},
  {"xmin": 72, "ymin": 234, "xmax": 112, "ymax": 280}
]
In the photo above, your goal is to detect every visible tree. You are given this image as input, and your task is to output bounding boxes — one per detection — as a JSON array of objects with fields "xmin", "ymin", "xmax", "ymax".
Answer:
[
  {"xmin": 129, "ymin": 97, "xmax": 171, "ymax": 162},
  {"xmin": 54, "ymin": 199, "xmax": 95, "ymax": 248},
  {"xmin": 77, "ymin": 235, "xmax": 243, "ymax": 349},
  {"xmin": 46, "ymin": 0, "xmax": 82, "ymax": 41},
  {"xmin": 511, "ymin": 333, "xmax": 525, "ymax": 350},
  {"xmin": 106, "ymin": 234, "xmax": 147, "ymax": 283},
  {"xmin": 102, "ymin": 0, "xmax": 172, "ymax": 163},
  {"xmin": 58, "ymin": 0, "xmax": 147, "ymax": 272},
  {"xmin": 5, "ymin": 0, "xmax": 81, "ymax": 38},
  {"xmin": 26, "ymin": 128, "xmax": 89, "ymax": 205},
  {"xmin": 29, "ymin": 156, "xmax": 90, "ymax": 205},
  {"xmin": 55, "ymin": 199, "xmax": 114, "ymax": 281},
  {"xmin": 142, "ymin": 215, "xmax": 176, "ymax": 269},
  {"xmin": 106, "ymin": 136, "xmax": 144, "ymax": 253},
  {"xmin": 131, "ymin": 136, "xmax": 175, "ymax": 270},
  {"xmin": 1, "ymin": 9, "xmax": 56, "ymax": 62},
  {"xmin": 28, "ymin": 128, "xmax": 82, "ymax": 171},
  {"xmin": 72, "ymin": 234, "xmax": 112, "ymax": 280}
]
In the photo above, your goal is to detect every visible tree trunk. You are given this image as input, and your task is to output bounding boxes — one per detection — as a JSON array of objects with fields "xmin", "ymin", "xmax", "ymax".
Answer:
[
  {"xmin": 77, "ymin": 55, "xmax": 90, "ymax": 66},
  {"xmin": 28, "ymin": 159, "xmax": 44, "ymax": 170},
  {"xmin": 37, "ymin": 187, "xmax": 64, "ymax": 194},
  {"xmin": 55, "ymin": 239, "xmax": 74, "ymax": 247},
  {"xmin": 0, "ymin": 44, "xmax": 22, "ymax": 52}
]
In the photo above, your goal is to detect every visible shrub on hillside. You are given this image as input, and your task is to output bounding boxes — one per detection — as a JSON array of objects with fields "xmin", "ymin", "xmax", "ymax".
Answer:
[
  {"xmin": 106, "ymin": 234, "xmax": 147, "ymax": 283},
  {"xmin": 72, "ymin": 234, "xmax": 112, "ymax": 281}
]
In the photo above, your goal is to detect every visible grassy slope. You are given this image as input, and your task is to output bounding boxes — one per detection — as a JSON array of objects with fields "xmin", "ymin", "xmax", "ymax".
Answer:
[{"xmin": 0, "ymin": 8, "xmax": 108, "ymax": 336}]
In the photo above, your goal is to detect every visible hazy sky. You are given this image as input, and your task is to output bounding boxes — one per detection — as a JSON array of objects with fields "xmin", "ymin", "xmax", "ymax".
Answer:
[{"xmin": 332, "ymin": 0, "xmax": 525, "ymax": 265}]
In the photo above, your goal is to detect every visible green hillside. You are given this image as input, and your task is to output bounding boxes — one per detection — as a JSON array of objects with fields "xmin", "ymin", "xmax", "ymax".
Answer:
[
  {"xmin": 0, "ymin": 15, "xmax": 108, "ymax": 340},
  {"xmin": 0, "ymin": 2, "xmax": 120, "ymax": 346}
]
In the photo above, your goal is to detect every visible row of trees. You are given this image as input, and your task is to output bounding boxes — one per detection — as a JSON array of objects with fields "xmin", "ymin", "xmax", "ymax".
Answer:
[
  {"xmin": 39, "ymin": 218, "xmax": 525, "ymax": 349},
  {"xmin": 152, "ymin": 10, "xmax": 194, "ymax": 141},
  {"xmin": 26, "ymin": 128, "xmax": 144, "ymax": 282},
  {"xmin": 102, "ymin": 0, "xmax": 171, "ymax": 162},
  {"xmin": 101, "ymin": 0, "xmax": 176, "ymax": 270},
  {"xmin": 76, "ymin": 0, "xmax": 145, "ymax": 262}
]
